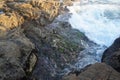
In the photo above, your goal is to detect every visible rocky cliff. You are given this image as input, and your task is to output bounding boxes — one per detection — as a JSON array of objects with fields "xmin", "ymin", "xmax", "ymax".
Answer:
[
  {"xmin": 0, "ymin": 0, "xmax": 59, "ymax": 80},
  {"xmin": 0, "ymin": 0, "xmax": 88, "ymax": 80},
  {"xmin": 0, "ymin": 0, "xmax": 120, "ymax": 80}
]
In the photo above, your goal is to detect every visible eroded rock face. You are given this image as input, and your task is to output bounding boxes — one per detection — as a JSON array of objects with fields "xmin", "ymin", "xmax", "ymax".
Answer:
[
  {"xmin": 0, "ymin": 0, "xmax": 60, "ymax": 32},
  {"xmin": 0, "ymin": 0, "xmax": 61, "ymax": 80},
  {"xmin": 62, "ymin": 63, "xmax": 120, "ymax": 80},
  {"xmin": 0, "ymin": 28, "xmax": 37, "ymax": 80},
  {"xmin": 102, "ymin": 37, "xmax": 120, "ymax": 72},
  {"xmin": 0, "ymin": 41, "xmax": 25, "ymax": 80},
  {"xmin": 0, "ymin": 0, "xmax": 78, "ymax": 80},
  {"xmin": 0, "ymin": 0, "xmax": 96, "ymax": 80},
  {"xmin": 0, "ymin": 12, "xmax": 24, "ymax": 31},
  {"xmin": 23, "ymin": 18, "xmax": 87, "ymax": 80}
]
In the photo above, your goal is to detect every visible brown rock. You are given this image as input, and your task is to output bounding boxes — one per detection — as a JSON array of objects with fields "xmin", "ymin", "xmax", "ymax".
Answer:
[
  {"xmin": 0, "ymin": 12, "xmax": 24, "ymax": 31},
  {"xmin": 30, "ymin": 0, "xmax": 60, "ymax": 23},
  {"xmin": 62, "ymin": 63, "xmax": 120, "ymax": 80},
  {"xmin": 6, "ymin": 0, "xmax": 60, "ymax": 26},
  {"xmin": 7, "ymin": 2, "xmax": 40, "ymax": 20},
  {"xmin": 0, "ymin": 1, "xmax": 5, "ymax": 9}
]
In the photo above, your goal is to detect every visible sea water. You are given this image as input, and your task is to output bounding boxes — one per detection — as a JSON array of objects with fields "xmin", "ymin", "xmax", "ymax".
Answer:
[{"xmin": 67, "ymin": 0, "xmax": 120, "ymax": 70}]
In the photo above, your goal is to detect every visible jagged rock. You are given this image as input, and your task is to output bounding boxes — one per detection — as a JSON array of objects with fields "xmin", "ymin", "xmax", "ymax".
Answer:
[
  {"xmin": 62, "ymin": 63, "xmax": 120, "ymax": 80},
  {"xmin": 0, "ymin": 0, "xmax": 60, "ymax": 33},
  {"xmin": 22, "ymin": 13, "xmax": 89, "ymax": 79},
  {"xmin": 5, "ymin": 0, "xmax": 60, "ymax": 26},
  {"xmin": 0, "ymin": 12, "xmax": 24, "ymax": 31},
  {"xmin": 6, "ymin": 2, "xmax": 40, "ymax": 20},
  {"xmin": 102, "ymin": 37, "xmax": 120, "ymax": 72},
  {"xmin": 0, "ymin": 0, "xmax": 93, "ymax": 80},
  {"xmin": 0, "ymin": 0, "xmax": 62, "ymax": 80},
  {"xmin": 29, "ymin": 0, "xmax": 60, "ymax": 25},
  {"xmin": 0, "ymin": 28, "xmax": 37, "ymax": 80}
]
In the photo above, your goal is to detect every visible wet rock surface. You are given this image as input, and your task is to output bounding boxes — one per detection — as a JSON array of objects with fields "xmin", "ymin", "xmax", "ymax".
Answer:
[
  {"xmin": 0, "ymin": 0, "xmax": 88, "ymax": 80},
  {"xmin": 0, "ymin": 0, "xmax": 120, "ymax": 80},
  {"xmin": 23, "ymin": 14, "xmax": 88, "ymax": 80},
  {"xmin": 102, "ymin": 37, "xmax": 120, "ymax": 72}
]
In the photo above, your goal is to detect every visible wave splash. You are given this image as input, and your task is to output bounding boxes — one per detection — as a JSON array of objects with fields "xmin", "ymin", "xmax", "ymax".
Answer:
[
  {"xmin": 68, "ymin": 2, "xmax": 120, "ymax": 47},
  {"xmin": 66, "ymin": 0, "xmax": 120, "ymax": 70}
]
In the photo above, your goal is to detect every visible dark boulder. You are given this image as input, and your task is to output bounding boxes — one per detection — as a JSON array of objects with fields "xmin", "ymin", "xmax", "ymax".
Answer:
[{"xmin": 102, "ymin": 37, "xmax": 120, "ymax": 72}]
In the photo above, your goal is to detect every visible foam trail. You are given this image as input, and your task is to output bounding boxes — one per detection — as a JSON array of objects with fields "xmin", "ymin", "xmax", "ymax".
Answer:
[
  {"xmin": 68, "ymin": 3, "xmax": 120, "ymax": 47},
  {"xmin": 66, "ymin": 0, "xmax": 120, "ymax": 70}
]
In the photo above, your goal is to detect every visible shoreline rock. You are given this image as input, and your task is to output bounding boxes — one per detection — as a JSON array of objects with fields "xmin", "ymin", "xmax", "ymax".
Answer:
[
  {"xmin": 62, "ymin": 63, "xmax": 120, "ymax": 80},
  {"xmin": 0, "ymin": 0, "xmax": 88, "ymax": 80},
  {"xmin": 1, "ymin": 0, "xmax": 120, "ymax": 80},
  {"xmin": 102, "ymin": 37, "xmax": 120, "ymax": 72}
]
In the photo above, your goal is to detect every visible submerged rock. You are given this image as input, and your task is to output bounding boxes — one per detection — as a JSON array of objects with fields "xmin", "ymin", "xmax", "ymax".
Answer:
[
  {"xmin": 102, "ymin": 37, "xmax": 120, "ymax": 72},
  {"xmin": 62, "ymin": 63, "xmax": 120, "ymax": 80}
]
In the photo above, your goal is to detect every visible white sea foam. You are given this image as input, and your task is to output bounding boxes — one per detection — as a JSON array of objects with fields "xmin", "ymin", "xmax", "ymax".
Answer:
[
  {"xmin": 89, "ymin": 0, "xmax": 120, "ymax": 4},
  {"xmin": 65, "ymin": 0, "xmax": 120, "ymax": 70},
  {"xmin": 68, "ymin": 3, "xmax": 120, "ymax": 47}
]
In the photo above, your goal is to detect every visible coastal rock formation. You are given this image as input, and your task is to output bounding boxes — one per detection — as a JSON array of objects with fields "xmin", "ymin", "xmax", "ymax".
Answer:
[
  {"xmin": 0, "ymin": 0, "xmax": 60, "ymax": 29},
  {"xmin": 0, "ymin": 12, "xmax": 24, "ymax": 31},
  {"xmin": 102, "ymin": 37, "xmax": 120, "ymax": 72},
  {"xmin": 0, "ymin": 28, "xmax": 37, "ymax": 80},
  {"xmin": 62, "ymin": 63, "xmax": 120, "ymax": 80},
  {"xmin": 0, "ymin": 0, "xmax": 61, "ymax": 80},
  {"xmin": 0, "ymin": 0, "xmax": 88, "ymax": 80},
  {"xmin": 23, "ymin": 16, "xmax": 87, "ymax": 80},
  {"xmin": 1, "ymin": 0, "xmax": 119, "ymax": 80}
]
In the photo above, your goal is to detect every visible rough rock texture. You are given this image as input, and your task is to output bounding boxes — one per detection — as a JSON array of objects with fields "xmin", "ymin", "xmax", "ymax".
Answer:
[
  {"xmin": 0, "ymin": 0, "xmax": 61, "ymax": 79},
  {"xmin": 0, "ymin": 12, "xmax": 24, "ymax": 31},
  {"xmin": 23, "ymin": 15, "xmax": 88, "ymax": 80},
  {"xmin": 0, "ymin": 0, "xmax": 60, "ymax": 32},
  {"xmin": 1, "ymin": 0, "xmax": 115, "ymax": 80},
  {"xmin": 0, "ymin": 0, "xmax": 87, "ymax": 80},
  {"xmin": 102, "ymin": 37, "xmax": 120, "ymax": 72},
  {"xmin": 0, "ymin": 28, "xmax": 37, "ymax": 80},
  {"xmin": 62, "ymin": 63, "xmax": 120, "ymax": 80}
]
